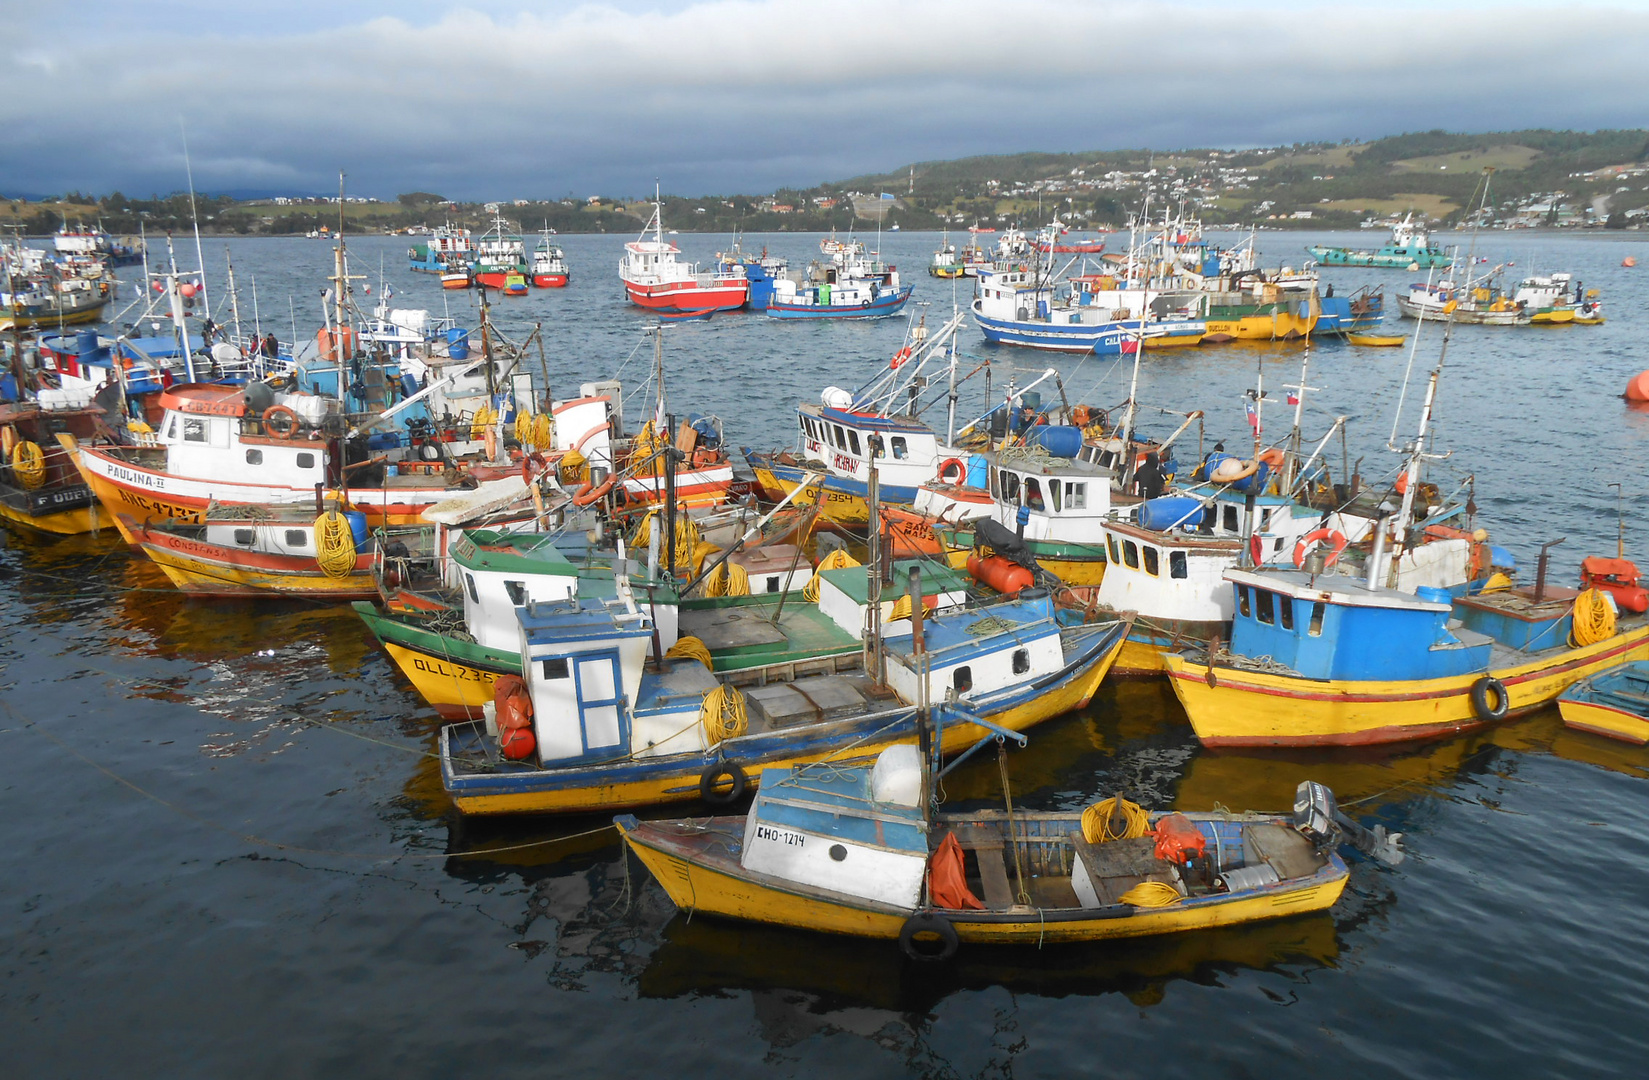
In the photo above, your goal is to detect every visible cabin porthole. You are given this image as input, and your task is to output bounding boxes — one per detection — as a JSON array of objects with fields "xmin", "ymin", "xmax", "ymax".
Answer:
[{"xmin": 829, "ymin": 844, "xmax": 847, "ymax": 862}]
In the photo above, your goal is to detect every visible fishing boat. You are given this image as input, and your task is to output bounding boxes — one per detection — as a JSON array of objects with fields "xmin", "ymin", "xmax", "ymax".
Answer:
[
  {"xmin": 53, "ymin": 223, "xmax": 143, "ymax": 267},
  {"xmin": 1513, "ymin": 273, "xmax": 1603, "ymax": 325},
  {"xmin": 471, "ymin": 215, "xmax": 529, "ymax": 290},
  {"xmin": 716, "ymin": 242, "xmax": 789, "ymax": 311},
  {"xmin": 437, "ymin": 554, "xmax": 1132, "ymax": 814},
  {"xmin": 0, "ymin": 397, "xmax": 109, "ymax": 534},
  {"xmin": 1558, "ymin": 662, "xmax": 1649, "ymax": 744},
  {"xmin": 766, "ymin": 237, "xmax": 912, "ymax": 320},
  {"xmin": 1307, "ymin": 214, "xmax": 1451, "ymax": 269},
  {"xmin": 930, "ymin": 232, "xmax": 966, "ymax": 278},
  {"xmin": 441, "ymin": 269, "xmax": 472, "ymax": 290},
  {"xmin": 972, "ymin": 265, "xmax": 1203, "ymax": 354},
  {"xmin": 1397, "ymin": 277, "xmax": 1529, "ymax": 325},
  {"xmin": 500, "ymin": 271, "xmax": 529, "ymax": 296},
  {"xmin": 1346, "ymin": 333, "xmax": 1405, "ymax": 347},
  {"xmin": 407, "ymin": 223, "xmax": 474, "ymax": 276},
  {"xmin": 1163, "ymin": 359, "xmax": 1649, "ymax": 746},
  {"xmin": 1, "ymin": 243, "xmax": 115, "ymax": 330},
  {"xmin": 530, "ymin": 230, "xmax": 569, "ymax": 287},
  {"xmin": 618, "ymin": 751, "xmax": 1393, "ymax": 958},
  {"xmin": 619, "ymin": 195, "xmax": 749, "ymax": 313}
]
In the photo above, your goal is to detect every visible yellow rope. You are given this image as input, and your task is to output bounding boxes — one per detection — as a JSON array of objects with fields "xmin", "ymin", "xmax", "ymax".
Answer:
[
  {"xmin": 1118, "ymin": 881, "xmax": 1182, "ymax": 907},
  {"xmin": 803, "ymin": 548, "xmax": 860, "ymax": 602},
  {"xmin": 532, "ymin": 413, "xmax": 554, "ymax": 450},
  {"xmin": 699, "ymin": 683, "xmax": 748, "ymax": 744},
  {"xmin": 665, "ymin": 635, "xmax": 712, "ymax": 669},
  {"xmin": 629, "ymin": 419, "xmax": 670, "ymax": 477},
  {"xmin": 688, "ymin": 540, "xmax": 721, "ymax": 576},
  {"xmin": 558, "ymin": 447, "xmax": 589, "ymax": 484},
  {"xmin": 314, "ymin": 507, "xmax": 358, "ymax": 580},
  {"xmin": 1082, "ymin": 796, "xmax": 1149, "ymax": 843},
  {"xmin": 10, "ymin": 440, "xmax": 45, "ymax": 490},
  {"xmin": 469, "ymin": 404, "xmax": 494, "ymax": 441},
  {"xmin": 889, "ymin": 594, "xmax": 913, "ymax": 621},
  {"xmin": 1571, "ymin": 587, "xmax": 1617, "ymax": 647},
  {"xmin": 705, "ymin": 559, "xmax": 750, "ymax": 598}
]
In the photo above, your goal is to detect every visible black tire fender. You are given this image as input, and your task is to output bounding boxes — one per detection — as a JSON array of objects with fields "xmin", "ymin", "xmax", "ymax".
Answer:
[
  {"xmin": 699, "ymin": 761, "xmax": 748, "ymax": 806},
  {"xmin": 1470, "ymin": 676, "xmax": 1509, "ymax": 722},
  {"xmin": 898, "ymin": 912, "xmax": 959, "ymax": 963}
]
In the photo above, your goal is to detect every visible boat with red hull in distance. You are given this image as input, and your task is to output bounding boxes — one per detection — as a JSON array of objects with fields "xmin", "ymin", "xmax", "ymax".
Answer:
[{"xmin": 619, "ymin": 197, "xmax": 747, "ymax": 313}]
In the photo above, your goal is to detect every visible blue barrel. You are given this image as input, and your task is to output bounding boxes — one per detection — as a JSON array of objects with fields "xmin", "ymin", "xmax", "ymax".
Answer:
[
  {"xmin": 343, "ymin": 510, "xmax": 369, "ymax": 545},
  {"xmin": 445, "ymin": 327, "xmax": 469, "ymax": 359},
  {"xmin": 1197, "ymin": 451, "xmax": 1235, "ymax": 482},
  {"xmin": 1034, "ymin": 425, "xmax": 1083, "ymax": 459},
  {"xmin": 1138, "ymin": 496, "xmax": 1206, "ymax": 532},
  {"xmin": 400, "ymin": 373, "xmax": 420, "ymax": 398},
  {"xmin": 1416, "ymin": 586, "xmax": 1454, "ymax": 605},
  {"xmin": 966, "ymin": 453, "xmax": 988, "ymax": 489},
  {"xmin": 76, "ymin": 329, "xmax": 98, "ymax": 356},
  {"xmin": 366, "ymin": 431, "xmax": 402, "ymax": 452}
]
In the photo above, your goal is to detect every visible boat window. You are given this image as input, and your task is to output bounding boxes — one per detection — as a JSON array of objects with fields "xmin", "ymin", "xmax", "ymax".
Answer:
[
  {"xmin": 285, "ymin": 530, "xmax": 307, "ymax": 547},
  {"xmin": 1106, "ymin": 534, "xmax": 1120, "ymax": 563},
  {"xmin": 296, "ymin": 452, "xmax": 315, "ymax": 469},
  {"xmin": 1025, "ymin": 478, "xmax": 1044, "ymax": 511},
  {"xmin": 245, "ymin": 449, "xmax": 263, "ymax": 465},
  {"xmin": 1308, "ymin": 602, "xmax": 1325, "ymax": 636},
  {"xmin": 465, "ymin": 573, "xmax": 479, "ymax": 603},
  {"xmin": 1280, "ymin": 595, "xmax": 1295, "ymax": 631},
  {"xmin": 1000, "ymin": 471, "xmax": 1019, "ymax": 502},
  {"xmin": 1143, "ymin": 546, "xmax": 1159, "ymax": 577},
  {"xmin": 541, "ymin": 657, "xmax": 569, "ymax": 680},
  {"xmin": 1222, "ymin": 505, "xmax": 1237, "ymax": 532},
  {"xmin": 1238, "ymin": 585, "xmax": 1251, "ymax": 618},
  {"xmin": 847, "ymin": 429, "xmax": 861, "ymax": 456},
  {"xmin": 233, "ymin": 529, "xmax": 254, "ymax": 547},
  {"xmin": 1255, "ymin": 589, "xmax": 1275, "ymax": 625},
  {"xmin": 1049, "ymin": 481, "xmax": 1061, "ymax": 512},
  {"xmin": 503, "ymin": 581, "xmax": 526, "ymax": 606},
  {"xmin": 183, "ymin": 418, "xmax": 208, "ymax": 443},
  {"xmin": 1170, "ymin": 551, "xmax": 1187, "ymax": 578},
  {"xmin": 1012, "ymin": 648, "xmax": 1030, "ymax": 675},
  {"xmin": 1065, "ymin": 482, "xmax": 1086, "ymax": 510},
  {"xmin": 953, "ymin": 666, "xmax": 973, "ymax": 694},
  {"xmin": 165, "ymin": 415, "xmax": 179, "ymax": 441},
  {"xmin": 1122, "ymin": 541, "xmax": 1139, "ymax": 569},
  {"xmin": 890, "ymin": 436, "xmax": 907, "ymax": 459},
  {"xmin": 832, "ymin": 425, "xmax": 847, "ymax": 451},
  {"xmin": 1260, "ymin": 508, "xmax": 1273, "ymax": 531}
]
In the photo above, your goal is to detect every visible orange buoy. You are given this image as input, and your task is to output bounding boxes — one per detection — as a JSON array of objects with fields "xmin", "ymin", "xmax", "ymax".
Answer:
[
  {"xmin": 1624, "ymin": 256, "xmax": 1638, "ymax": 268},
  {"xmin": 1625, "ymin": 371, "xmax": 1649, "ymax": 402},
  {"xmin": 499, "ymin": 726, "xmax": 536, "ymax": 760},
  {"xmin": 967, "ymin": 553, "xmax": 1034, "ymax": 596}
]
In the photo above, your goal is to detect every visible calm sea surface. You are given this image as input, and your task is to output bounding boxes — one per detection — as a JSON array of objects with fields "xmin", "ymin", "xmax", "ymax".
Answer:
[{"xmin": 5, "ymin": 229, "xmax": 1649, "ymax": 1078}]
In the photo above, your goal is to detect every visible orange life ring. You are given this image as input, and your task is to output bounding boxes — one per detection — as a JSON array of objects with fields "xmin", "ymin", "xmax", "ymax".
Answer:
[
  {"xmin": 936, "ymin": 457, "xmax": 966, "ymax": 485},
  {"xmin": 573, "ymin": 472, "xmax": 616, "ymax": 506},
  {"xmin": 1293, "ymin": 527, "xmax": 1349, "ymax": 569},
  {"xmin": 1258, "ymin": 447, "xmax": 1286, "ymax": 467},
  {"xmin": 483, "ymin": 426, "xmax": 498, "ymax": 461},
  {"xmin": 1250, "ymin": 533, "xmax": 1266, "ymax": 566},
  {"xmin": 890, "ymin": 346, "xmax": 913, "ymax": 369},
  {"xmin": 261, "ymin": 404, "xmax": 300, "ymax": 438}
]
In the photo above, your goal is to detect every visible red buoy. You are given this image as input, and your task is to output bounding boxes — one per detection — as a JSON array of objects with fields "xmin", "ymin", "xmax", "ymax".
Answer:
[
  {"xmin": 1625, "ymin": 371, "xmax": 1649, "ymax": 402},
  {"xmin": 499, "ymin": 726, "xmax": 536, "ymax": 760},
  {"xmin": 1625, "ymin": 256, "xmax": 1638, "ymax": 268},
  {"xmin": 967, "ymin": 553, "xmax": 1034, "ymax": 596}
]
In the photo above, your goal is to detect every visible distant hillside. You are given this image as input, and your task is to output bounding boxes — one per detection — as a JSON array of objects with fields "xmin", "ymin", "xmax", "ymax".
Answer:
[{"xmin": 4, "ymin": 129, "xmax": 1646, "ymax": 236}]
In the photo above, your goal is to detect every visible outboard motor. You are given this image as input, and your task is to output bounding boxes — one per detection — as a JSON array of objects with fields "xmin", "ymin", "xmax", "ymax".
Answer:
[{"xmin": 1295, "ymin": 780, "xmax": 1405, "ymax": 865}]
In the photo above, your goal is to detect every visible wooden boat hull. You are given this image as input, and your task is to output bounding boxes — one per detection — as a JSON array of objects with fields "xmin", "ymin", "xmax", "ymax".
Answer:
[
  {"xmin": 623, "ymin": 278, "xmax": 748, "ymax": 313},
  {"xmin": 1201, "ymin": 310, "xmax": 1316, "ymax": 342},
  {"xmin": 617, "ymin": 812, "xmax": 1347, "ymax": 945},
  {"xmin": 127, "ymin": 516, "xmax": 376, "ymax": 598},
  {"xmin": 745, "ymin": 452, "xmax": 919, "ymax": 526},
  {"xmin": 441, "ymin": 619, "xmax": 1131, "ymax": 815},
  {"xmin": 1557, "ymin": 698, "xmax": 1649, "ymax": 744},
  {"xmin": 1557, "ymin": 662, "xmax": 1649, "ymax": 743},
  {"xmin": 765, "ymin": 286, "xmax": 912, "ymax": 320},
  {"xmin": 0, "ymin": 481, "xmax": 106, "ymax": 535},
  {"xmin": 1164, "ymin": 622, "xmax": 1649, "ymax": 747},
  {"xmin": 355, "ymin": 602, "xmax": 518, "ymax": 719},
  {"xmin": 532, "ymin": 274, "xmax": 569, "ymax": 288},
  {"xmin": 1346, "ymin": 334, "xmax": 1406, "ymax": 347}
]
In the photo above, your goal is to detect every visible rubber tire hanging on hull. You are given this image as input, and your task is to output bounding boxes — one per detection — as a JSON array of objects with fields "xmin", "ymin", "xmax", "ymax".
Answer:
[
  {"xmin": 898, "ymin": 913, "xmax": 960, "ymax": 962},
  {"xmin": 1470, "ymin": 676, "xmax": 1509, "ymax": 722},
  {"xmin": 699, "ymin": 761, "xmax": 748, "ymax": 806}
]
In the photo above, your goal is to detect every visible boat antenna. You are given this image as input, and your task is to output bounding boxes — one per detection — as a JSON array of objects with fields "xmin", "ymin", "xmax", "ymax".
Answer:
[
  {"xmin": 1611, "ymin": 481, "xmax": 1626, "ymax": 559},
  {"xmin": 180, "ymin": 119, "xmax": 211, "ymax": 325}
]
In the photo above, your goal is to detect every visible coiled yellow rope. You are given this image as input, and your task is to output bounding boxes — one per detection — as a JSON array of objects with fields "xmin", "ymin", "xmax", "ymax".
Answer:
[
  {"xmin": 532, "ymin": 413, "xmax": 554, "ymax": 450},
  {"xmin": 1082, "ymin": 796, "xmax": 1150, "ymax": 844},
  {"xmin": 1571, "ymin": 587, "xmax": 1617, "ymax": 647},
  {"xmin": 688, "ymin": 540, "xmax": 721, "ymax": 576},
  {"xmin": 704, "ymin": 559, "xmax": 750, "ymax": 597},
  {"xmin": 1118, "ymin": 881, "xmax": 1182, "ymax": 907},
  {"xmin": 10, "ymin": 441, "xmax": 46, "ymax": 490},
  {"xmin": 314, "ymin": 507, "xmax": 358, "ymax": 579},
  {"xmin": 889, "ymin": 594, "xmax": 914, "ymax": 621},
  {"xmin": 803, "ymin": 548, "xmax": 860, "ymax": 602},
  {"xmin": 558, "ymin": 447, "xmax": 589, "ymax": 485},
  {"xmin": 629, "ymin": 420, "xmax": 670, "ymax": 477},
  {"xmin": 469, "ymin": 405, "xmax": 495, "ymax": 441},
  {"xmin": 700, "ymin": 683, "xmax": 748, "ymax": 744},
  {"xmin": 665, "ymin": 635, "xmax": 712, "ymax": 669}
]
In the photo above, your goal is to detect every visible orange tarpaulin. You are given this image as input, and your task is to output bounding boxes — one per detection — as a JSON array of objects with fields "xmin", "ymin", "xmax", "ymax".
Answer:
[{"xmin": 927, "ymin": 831, "xmax": 984, "ymax": 910}]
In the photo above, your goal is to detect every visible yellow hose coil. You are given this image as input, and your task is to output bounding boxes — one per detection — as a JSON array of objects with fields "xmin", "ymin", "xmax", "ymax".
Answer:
[
  {"xmin": 700, "ymin": 683, "xmax": 748, "ymax": 744},
  {"xmin": 705, "ymin": 559, "xmax": 750, "ymax": 598},
  {"xmin": 1571, "ymin": 587, "xmax": 1617, "ymax": 647},
  {"xmin": 665, "ymin": 635, "xmax": 713, "ymax": 669},
  {"xmin": 1082, "ymin": 796, "xmax": 1150, "ymax": 844},
  {"xmin": 889, "ymin": 594, "xmax": 913, "ymax": 621},
  {"xmin": 469, "ymin": 405, "xmax": 494, "ymax": 441},
  {"xmin": 802, "ymin": 548, "xmax": 861, "ymax": 602},
  {"xmin": 558, "ymin": 447, "xmax": 588, "ymax": 485},
  {"xmin": 1118, "ymin": 881, "xmax": 1182, "ymax": 907},
  {"xmin": 10, "ymin": 440, "xmax": 46, "ymax": 491},
  {"xmin": 314, "ymin": 507, "xmax": 358, "ymax": 580}
]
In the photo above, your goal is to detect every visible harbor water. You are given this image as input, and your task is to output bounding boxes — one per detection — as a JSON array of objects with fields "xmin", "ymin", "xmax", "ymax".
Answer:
[{"xmin": 5, "ymin": 229, "xmax": 1649, "ymax": 1077}]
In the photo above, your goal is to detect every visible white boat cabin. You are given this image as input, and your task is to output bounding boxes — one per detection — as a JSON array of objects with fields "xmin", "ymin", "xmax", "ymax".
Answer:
[
  {"xmin": 985, "ymin": 453, "xmax": 1115, "ymax": 543},
  {"xmin": 153, "ymin": 383, "xmax": 339, "ymax": 488},
  {"xmin": 797, "ymin": 395, "xmax": 959, "ymax": 492}
]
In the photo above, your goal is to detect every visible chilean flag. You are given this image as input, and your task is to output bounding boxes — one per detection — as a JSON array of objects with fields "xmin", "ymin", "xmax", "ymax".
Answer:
[
  {"xmin": 1244, "ymin": 398, "xmax": 1260, "ymax": 432},
  {"xmin": 1286, "ymin": 389, "xmax": 1300, "ymax": 405}
]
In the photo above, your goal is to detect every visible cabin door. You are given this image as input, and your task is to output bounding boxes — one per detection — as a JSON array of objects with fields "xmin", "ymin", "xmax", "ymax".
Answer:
[{"xmin": 573, "ymin": 651, "xmax": 626, "ymax": 757}]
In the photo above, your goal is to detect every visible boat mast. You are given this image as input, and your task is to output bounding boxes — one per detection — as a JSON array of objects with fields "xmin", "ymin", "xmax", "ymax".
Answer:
[
  {"xmin": 224, "ymin": 250, "xmax": 244, "ymax": 358},
  {"xmin": 180, "ymin": 122, "xmax": 211, "ymax": 327},
  {"xmin": 163, "ymin": 235, "xmax": 196, "ymax": 383}
]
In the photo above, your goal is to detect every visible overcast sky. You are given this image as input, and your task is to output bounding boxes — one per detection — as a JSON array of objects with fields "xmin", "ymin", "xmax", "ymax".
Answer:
[{"xmin": 6, "ymin": 1, "xmax": 1648, "ymax": 201}]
